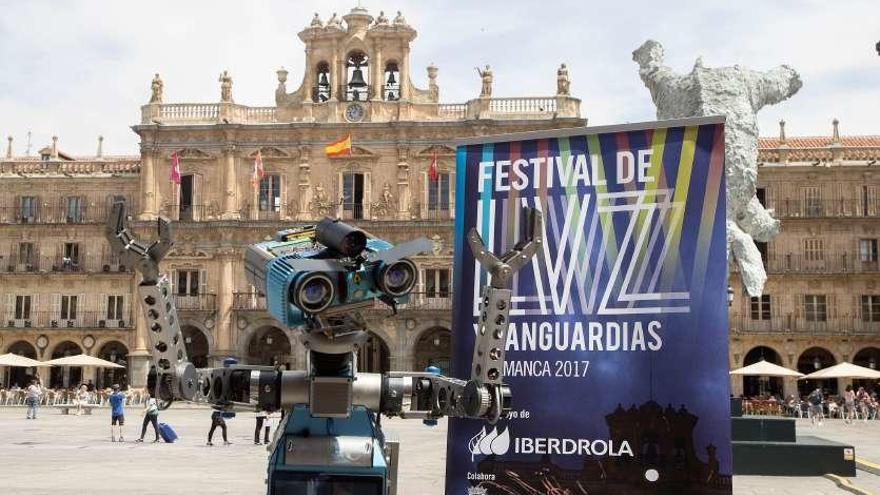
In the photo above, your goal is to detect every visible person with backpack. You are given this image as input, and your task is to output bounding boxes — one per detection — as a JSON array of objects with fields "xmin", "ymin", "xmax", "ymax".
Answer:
[
  {"xmin": 136, "ymin": 392, "xmax": 161, "ymax": 443},
  {"xmin": 807, "ymin": 387, "xmax": 824, "ymax": 426}
]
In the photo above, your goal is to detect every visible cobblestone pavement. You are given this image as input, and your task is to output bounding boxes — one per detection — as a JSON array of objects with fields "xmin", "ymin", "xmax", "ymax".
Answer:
[{"xmin": 2, "ymin": 408, "xmax": 878, "ymax": 494}]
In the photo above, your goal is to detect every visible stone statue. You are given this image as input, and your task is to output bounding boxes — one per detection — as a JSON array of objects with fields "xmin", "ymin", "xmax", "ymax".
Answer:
[
  {"xmin": 310, "ymin": 182, "xmax": 334, "ymax": 217},
  {"xmin": 276, "ymin": 67, "xmax": 288, "ymax": 105},
  {"xmin": 327, "ymin": 12, "xmax": 341, "ymax": 29},
  {"xmin": 556, "ymin": 63, "xmax": 570, "ymax": 96},
  {"xmin": 310, "ymin": 12, "xmax": 323, "ymax": 28},
  {"xmin": 476, "ymin": 65, "xmax": 493, "ymax": 98},
  {"xmin": 219, "ymin": 70, "xmax": 234, "ymax": 103},
  {"xmin": 375, "ymin": 11, "xmax": 389, "ymax": 25},
  {"xmin": 393, "ymin": 11, "xmax": 407, "ymax": 25},
  {"xmin": 150, "ymin": 73, "xmax": 164, "ymax": 104},
  {"xmin": 427, "ymin": 64, "xmax": 439, "ymax": 102},
  {"xmin": 633, "ymin": 40, "xmax": 802, "ymax": 296}
]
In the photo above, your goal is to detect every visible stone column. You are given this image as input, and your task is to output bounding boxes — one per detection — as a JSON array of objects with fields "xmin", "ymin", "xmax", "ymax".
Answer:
[
  {"xmin": 297, "ymin": 146, "xmax": 313, "ymax": 221},
  {"xmin": 372, "ymin": 45, "xmax": 383, "ymax": 100},
  {"xmin": 396, "ymin": 147, "xmax": 411, "ymax": 220},
  {"xmin": 214, "ymin": 251, "xmax": 236, "ymax": 358},
  {"xmin": 139, "ymin": 147, "xmax": 157, "ymax": 220},
  {"xmin": 221, "ymin": 146, "xmax": 239, "ymax": 219},
  {"xmin": 128, "ymin": 280, "xmax": 151, "ymax": 388},
  {"xmin": 782, "ymin": 377, "xmax": 798, "ymax": 400},
  {"xmin": 729, "ymin": 376, "xmax": 744, "ymax": 397},
  {"xmin": 400, "ymin": 46, "xmax": 411, "ymax": 100}
]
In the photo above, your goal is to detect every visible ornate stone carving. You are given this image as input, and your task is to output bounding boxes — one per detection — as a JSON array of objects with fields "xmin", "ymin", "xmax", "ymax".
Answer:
[
  {"xmin": 219, "ymin": 70, "xmax": 234, "ymax": 103},
  {"xmin": 393, "ymin": 10, "xmax": 407, "ymax": 25},
  {"xmin": 477, "ymin": 65, "xmax": 493, "ymax": 98},
  {"xmin": 276, "ymin": 67, "xmax": 288, "ymax": 103},
  {"xmin": 327, "ymin": 12, "xmax": 342, "ymax": 29},
  {"xmin": 149, "ymin": 73, "xmax": 164, "ymax": 104},
  {"xmin": 310, "ymin": 12, "xmax": 323, "ymax": 28},
  {"xmin": 431, "ymin": 234, "xmax": 445, "ymax": 256},
  {"xmin": 370, "ymin": 182, "xmax": 396, "ymax": 219},
  {"xmin": 633, "ymin": 40, "xmax": 802, "ymax": 297},
  {"xmin": 375, "ymin": 10, "xmax": 389, "ymax": 25},
  {"xmin": 427, "ymin": 64, "xmax": 439, "ymax": 102},
  {"xmin": 556, "ymin": 63, "xmax": 570, "ymax": 96},
  {"xmin": 310, "ymin": 182, "xmax": 335, "ymax": 217}
]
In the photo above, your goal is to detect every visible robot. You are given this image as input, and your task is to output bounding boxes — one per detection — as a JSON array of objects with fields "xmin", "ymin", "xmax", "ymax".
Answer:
[{"xmin": 105, "ymin": 200, "xmax": 541, "ymax": 494}]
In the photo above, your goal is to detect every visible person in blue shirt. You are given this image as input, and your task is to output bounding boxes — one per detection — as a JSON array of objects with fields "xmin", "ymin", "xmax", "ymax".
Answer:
[{"xmin": 108, "ymin": 384, "xmax": 126, "ymax": 442}]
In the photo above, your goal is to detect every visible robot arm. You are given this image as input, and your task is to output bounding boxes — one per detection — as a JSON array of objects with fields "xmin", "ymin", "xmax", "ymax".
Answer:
[{"xmin": 381, "ymin": 208, "xmax": 543, "ymax": 424}]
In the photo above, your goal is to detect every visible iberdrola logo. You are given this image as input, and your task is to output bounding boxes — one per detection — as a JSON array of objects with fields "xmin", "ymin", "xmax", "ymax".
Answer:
[{"xmin": 468, "ymin": 426, "xmax": 511, "ymax": 461}]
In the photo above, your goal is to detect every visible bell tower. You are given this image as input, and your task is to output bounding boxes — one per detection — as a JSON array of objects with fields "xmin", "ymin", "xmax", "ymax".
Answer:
[{"xmin": 276, "ymin": 6, "xmax": 432, "ymax": 123}]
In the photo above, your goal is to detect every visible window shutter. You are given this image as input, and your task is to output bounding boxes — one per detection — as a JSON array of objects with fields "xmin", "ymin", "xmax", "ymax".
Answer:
[
  {"xmin": 829, "ymin": 294, "xmax": 837, "ymax": 319},
  {"xmin": 199, "ymin": 268, "xmax": 208, "ymax": 296},
  {"xmin": 51, "ymin": 293, "xmax": 61, "ymax": 320},
  {"xmin": 122, "ymin": 295, "xmax": 131, "ymax": 325},
  {"xmin": 363, "ymin": 172, "xmax": 372, "ymax": 219},
  {"xmin": 422, "ymin": 171, "xmax": 429, "ymax": 215},
  {"xmin": 9, "ymin": 242, "xmax": 18, "ymax": 268},
  {"xmin": 99, "ymin": 293, "xmax": 108, "ymax": 320},
  {"xmin": 5, "ymin": 294, "xmax": 13, "ymax": 320},
  {"xmin": 78, "ymin": 293, "xmax": 85, "ymax": 322},
  {"xmin": 795, "ymin": 294, "xmax": 805, "ymax": 318},
  {"xmin": 337, "ymin": 173, "xmax": 344, "ymax": 218},
  {"xmin": 448, "ymin": 171, "xmax": 456, "ymax": 220}
]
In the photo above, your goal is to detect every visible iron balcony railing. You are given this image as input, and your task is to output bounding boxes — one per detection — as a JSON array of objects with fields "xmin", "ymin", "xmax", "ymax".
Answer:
[
  {"xmin": 768, "ymin": 198, "xmax": 880, "ymax": 218},
  {"xmin": 4, "ymin": 256, "xmax": 129, "ymax": 274},
  {"xmin": 232, "ymin": 291, "xmax": 267, "ymax": 311},
  {"xmin": 731, "ymin": 315, "xmax": 880, "ymax": 335},
  {"xmin": 160, "ymin": 204, "xmax": 214, "ymax": 222},
  {"xmin": 172, "ymin": 294, "xmax": 217, "ymax": 311},
  {"xmin": 1, "ymin": 311, "xmax": 134, "ymax": 329},
  {"xmin": 730, "ymin": 253, "xmax": 880, "ymax": 275},
  {"xmin": 0, "ymin": 204, "xmax": 126, "ymax": 224}
]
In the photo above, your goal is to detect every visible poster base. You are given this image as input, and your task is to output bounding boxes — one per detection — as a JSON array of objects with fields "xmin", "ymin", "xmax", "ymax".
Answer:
[{"xmin": 732, "ymin": 436, "xmax": 856, "ymax": 477}]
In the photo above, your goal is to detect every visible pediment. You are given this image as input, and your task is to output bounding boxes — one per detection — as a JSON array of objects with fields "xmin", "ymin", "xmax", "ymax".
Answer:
[
  {"xmin": 175, "ymin": 148, "xmax": 215, "ymax": 160},
  {"xmin": 329, "ymin": 145, "xmax": 378, "ymax": 160},
  {"xmin": 416, "ymin": 145, "xmax": 456, "ymax": 157},
  {"xmin": 249, "ymin": 146, "xmax": 292, "ymax": 159}
]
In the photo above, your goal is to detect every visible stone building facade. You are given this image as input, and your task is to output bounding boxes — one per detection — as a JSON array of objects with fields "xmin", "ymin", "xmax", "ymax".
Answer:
[
  {"xmin": 0, "ymin": 6, "xmax": 583, "ymax": 388},
  {"xmin": 729, "ymin": 120, "xmax": 880, "ymax": 398}
]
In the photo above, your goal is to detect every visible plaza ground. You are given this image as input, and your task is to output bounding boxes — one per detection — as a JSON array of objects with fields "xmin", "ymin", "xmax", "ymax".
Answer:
[{"xmin": 2, "ymin": 407, "xmax": 880, "ymax": 494}]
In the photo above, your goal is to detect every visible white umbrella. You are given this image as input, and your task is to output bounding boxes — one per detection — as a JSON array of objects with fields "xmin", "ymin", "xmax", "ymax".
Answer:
[
  {"xmin": 0, "ymin": 353, "xmax": 52, "ymax": 367},
  {"xmin": 730, "ymin": 359, "xmax": 804, "ymax": 378},
  {"xmin": 802, "ymin": 362, "xmax": 880, "ymax": 380},
  {"xmin": 44, "ymin": 354, "xmax": 124, "ymax": 368}
]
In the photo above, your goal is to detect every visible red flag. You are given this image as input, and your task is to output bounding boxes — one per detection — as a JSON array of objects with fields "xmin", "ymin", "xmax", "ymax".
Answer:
[
  {"xmin": 170, "ymin": 151, "xmax": 181, "ymax": 185},
  {"xmin": 251, "ymin": 150, "xmax": 265, "ymax": 189},
  {"xmin": 428, "ymin": 150, "xmax": 439, "ymax": 182}
]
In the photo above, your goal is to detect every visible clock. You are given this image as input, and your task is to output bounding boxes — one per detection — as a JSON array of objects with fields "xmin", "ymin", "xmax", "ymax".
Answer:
[
  {"xmin": 36, "ymin": 334, "xmax": 49, "ymax": 349},
  {"xmin": 345, "ymin": 103, "xmax": 365, "ymax": 123},
  {"xmin": 82, "ymin": 334, "xmax": 95, "ymax": 350}
]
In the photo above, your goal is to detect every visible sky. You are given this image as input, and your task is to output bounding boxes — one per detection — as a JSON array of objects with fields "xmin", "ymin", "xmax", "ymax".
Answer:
[{"xmin": 1, "ymin": 0, "xmax": 878, "ymax": 156}]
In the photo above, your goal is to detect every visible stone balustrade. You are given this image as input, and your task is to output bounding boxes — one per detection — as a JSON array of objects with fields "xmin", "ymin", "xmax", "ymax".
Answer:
[
  {"xmin": 140, "ymin": 95, "xmax": 580, "ymax": 125},
  {"xmin": 0, "ymin": 160, "xmax": 140, "ymax": 176}
]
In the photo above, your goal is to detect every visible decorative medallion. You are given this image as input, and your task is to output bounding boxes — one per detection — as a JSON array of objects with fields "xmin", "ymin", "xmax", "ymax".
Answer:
[
  {"xmin": 36, "ymin": 334, "xmax": 49, "ymax": 349},
  {"xmin": 82, "ymin": 334, "xmax": 96, "ymax": 350}
]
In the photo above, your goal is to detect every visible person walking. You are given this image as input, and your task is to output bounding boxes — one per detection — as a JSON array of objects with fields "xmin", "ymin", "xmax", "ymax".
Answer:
[
  {"xmin": 844, "ymin": 385, "xmax": 857, "ymax": 424},
  {"xmin": 25, "ymin": 379, "xmax": 42, "ymax": 419},
  {"xmin": 135, "ymin": 392, "xmax": 161, "ymax": 443},
  {"xmin": 207, "ymin": 409, "xmax": 230, "ymax": 446},
  {"xmin": 808, "ymin": 387, "xmax": 824, "ymax": 426},
  {"xmin": 108, "ymin": 384, "xmax": 126, "ymax": 442},
  {"xmin": 254, "ymin": 407, "xmax": 268, "ymax": 445}
]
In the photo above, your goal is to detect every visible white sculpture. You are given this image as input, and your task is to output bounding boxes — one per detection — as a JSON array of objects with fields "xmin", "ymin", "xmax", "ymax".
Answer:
[{"xmin": 633, "ymin": 40, "xmax": 802, "ymax": 297}]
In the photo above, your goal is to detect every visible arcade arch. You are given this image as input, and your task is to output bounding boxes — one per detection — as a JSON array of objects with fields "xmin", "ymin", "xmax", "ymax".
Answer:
[
  {"xmin": 742, "ymin": 345, "xmax": 784, "ymax": 397},
  {"xmin": 4, "ymin": 340, "xmax": 37, "ymax": 388},
  {"xmin": 97, "ymin": 341, "xmax": 129, "ymax": 388},
  {"xmin": 182, "ymin": 325, "xmax": 210, "ymax": 368},
  {"xmin": 50, "ymin": 341, "xmax": 83, "ymax": 389},
  {"xmin": 246, "ymin": 326, "xmax": 292, "ymax": 367},
  {"xmin": 797, "ymin": 347, "xmax": 838, "ymax": 396},
  {"xmin": 853, "ymin": 347, "xmax": 880, "ymax": 391},
  {"xmin": 413, "ymin": 327, "xmax": 451, "ymax": 374},
  {"xmin": 357, "ymin": 331, "xmax": 389, "ymax": 373}
]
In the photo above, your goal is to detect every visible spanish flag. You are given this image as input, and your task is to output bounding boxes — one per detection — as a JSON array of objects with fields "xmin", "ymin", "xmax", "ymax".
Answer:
[{"xmin": 325, "ymin": 134, "xmax": 352, "ymax": 157}]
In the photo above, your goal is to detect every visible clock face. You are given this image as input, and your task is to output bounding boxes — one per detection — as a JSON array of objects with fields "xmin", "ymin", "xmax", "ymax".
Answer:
[
  {"xmin": 37, "ymin": 335, "xmax": 48, "ymax": 348},
  {"xmin": 345, "ymin": 103, "xmax": 365, "ymax": 123}
]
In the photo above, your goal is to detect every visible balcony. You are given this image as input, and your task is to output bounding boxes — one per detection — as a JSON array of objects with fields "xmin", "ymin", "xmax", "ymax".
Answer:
[
  {"xmin": 239, "ymin": 206, "xmax": 285, "ymax": 222},
  {"xmin": 730, "ymin": 253, "xmax": 880, "ymax": 275},
  {"xmin": 1, "ymin": 311, "xmax": 133, "ymax": 329},
  {"xmin": 173, "ymin": 294, "xmax": 217, "ymax": 311},
  {"xmin": 412, "ymin": 203, "xmax": 453, "ymax": 221},
  {"xmin": 731, "ymin": 315, "xmax": 880, "ymax": 335},
  {"xmin": 4, "ymin": 256, "xmax": 129, "ymax": 274},
  {"xmin": 160, "ymin": 204, "xmax": 215, "ymax": 222},
  {"xmin": 233, "ymin": 291, "xmax": 267, "ymax": 311},
  {"xmin": 769, "ymin": 199, "xmax": 880, "ymax": 219},
  {"xmin": 0, "ymin": 204, "xmax": 121, "ymax": 224},
  {"xmin": 370, "ymin": 292, "xmax": 453, "ymax": 313}
]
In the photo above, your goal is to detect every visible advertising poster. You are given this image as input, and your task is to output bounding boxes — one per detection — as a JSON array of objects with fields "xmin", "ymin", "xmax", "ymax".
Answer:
[{"xmin": 447, "ymin": 117, "xmax": 731, "ymax": 495}]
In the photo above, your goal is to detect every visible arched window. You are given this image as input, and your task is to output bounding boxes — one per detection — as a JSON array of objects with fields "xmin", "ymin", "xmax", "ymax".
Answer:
[
  {"xmin": 314, "ymin": 62, "xmax": 331, "ymax": 102},
  {"xmin": 346, "ymin": 51, "xmax": 369, "ymax": 101},
  {"xmin": 383, "ymin": 62, "xmax": 400, "ymax": 101}
]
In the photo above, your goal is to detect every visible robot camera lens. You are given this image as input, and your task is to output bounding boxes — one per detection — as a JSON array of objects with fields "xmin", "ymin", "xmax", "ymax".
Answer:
[
  {"xmin": 292, "ymin": 273, "xmax": 335, "ymax": 313},
  {"xmin": 377, "ymin": 259, "xmax": 417, "ymax": 297}
]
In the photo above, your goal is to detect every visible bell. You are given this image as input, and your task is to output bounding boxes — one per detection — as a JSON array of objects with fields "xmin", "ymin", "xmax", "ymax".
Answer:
[
  {"xmin": 319, "ymin": 72, "xmax": 329, "ymax": 86},
  {"xmin": 386, "ymin": 71, "xmax": 396, "ymax": 85},
  {"xmin": 349, "ymin": 68, "xmax": 367, "ymax": 88}
]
